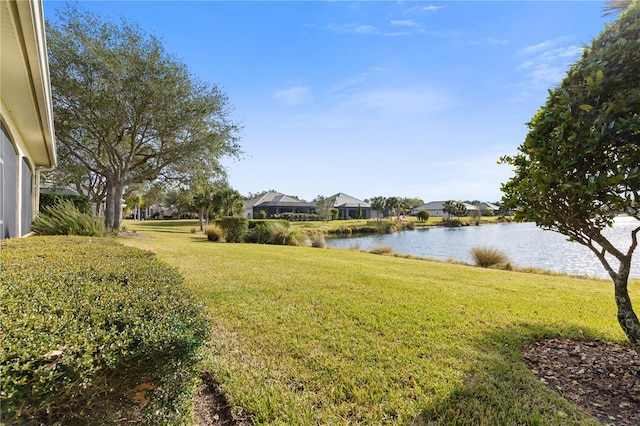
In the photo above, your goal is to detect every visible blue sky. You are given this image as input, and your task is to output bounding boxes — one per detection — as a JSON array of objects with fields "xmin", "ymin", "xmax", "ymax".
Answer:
[{"xmin": 44, "ymin": 1, "xmax": 615, "ymax": 203}]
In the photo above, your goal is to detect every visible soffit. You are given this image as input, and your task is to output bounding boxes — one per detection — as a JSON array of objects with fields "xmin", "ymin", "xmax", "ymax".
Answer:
[{"xmin": 0, "ymin": 0, "xmax": 55, "ymax": 167}]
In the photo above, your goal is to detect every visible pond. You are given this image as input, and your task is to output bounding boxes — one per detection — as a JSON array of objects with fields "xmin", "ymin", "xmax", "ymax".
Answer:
[{"xmin": 325, "ymin": 216, "xmax": 640, "ymax": 279}]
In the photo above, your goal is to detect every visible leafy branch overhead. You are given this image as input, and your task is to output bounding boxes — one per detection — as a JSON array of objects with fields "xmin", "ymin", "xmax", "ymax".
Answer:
[{"xmin": 501, "ymin": 2, "xmax": 640, "ymax": 352}]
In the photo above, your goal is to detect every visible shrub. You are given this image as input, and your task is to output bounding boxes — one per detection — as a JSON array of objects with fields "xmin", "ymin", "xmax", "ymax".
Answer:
[
  {"xmin": 370, "ymin": 244, "xmax": 393, "ymax": 255},
  {"xmin": 470, "ymin": 246, "xmax": 512, "ymax": 269},
  {"xmin": 311, "ymin": 233, "xmax": 327, "ymax": 248},
  {"xmin": 205, "ymin": 223, "xmax": 226, "ymax": 242},
  {"xmin": 266, "ymin": 222, "xmax": 306, "ymax": 246},
  {"xmin": 213, "ymin": 217, "xmax": 248, "ymax": 243},
  {"xmin": 31, "ymin": 199, "xmax": 105, "ymax": 236},
  {"xmin": 416, "ymin": 210, "xmax": 430, "ymax": 222},
  {"xmin": 248, "ymin": 219, "xmax": 289, "ymax": 230},
  {"xmin": 245, "ymin": 224, "xmax": 271, "ymax": 244},
  {"xmin": 0, "ymin": 236, "xmax": 210, "ymax": 425},
  {"xmin": 267, "ymin": 222, "xmax": 291, "ymax": 245},
  {"xmin": 40, "ymin": 192, "xmax": 92, "ymax": 214},
  {"xmin": 255, "ymin": 209, "xmax": 267, "ymax": 219}
]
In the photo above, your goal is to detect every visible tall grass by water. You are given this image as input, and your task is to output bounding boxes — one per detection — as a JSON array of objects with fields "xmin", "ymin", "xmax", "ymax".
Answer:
[{"xmin": 121, "ymin": 219, "xmax": 635, "ymax": 425}]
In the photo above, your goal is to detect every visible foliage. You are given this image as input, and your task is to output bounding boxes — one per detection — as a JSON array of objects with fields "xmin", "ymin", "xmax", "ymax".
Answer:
[
  {"xmin": 416, "ymin": 210, "xmax": 430, "ymax": 222},
  {"xmin": 442, "ymin": 219, "xmax": 463, "ymax": 228},
  {"xmin": 501, "ymin": 2, "xmax": 640, "ymax": 352},
  {"xmin": 31, "ymin": 200, "xmax": 106, "ymax": 236},
  {"xmin": 40, "ymin": 192, "xmax": 92, "ymax": 214},
  {"xmin": 311, "ymin": 233, "xmax": 327, "ymax": 248},
  {"xmin": 385, "ymin": 196, "xmax": 402, "ymax": 219},
  {"xmin": 370, "ymin": 196, "xmax": 387, "ymax": 221},
  {"xmin": 0, "ymin": 236, "xmax": 210, "ymax": 424},
  {"xmin": 370, "ymin": 244, "xmax": 393, "ymax": 255},
  {"xmin": 256, "ymin": 209, "xmax": 267, "ymax": 219},
  {"xmin": 313, "ymin": 195, "xmax": 334, "ymax": 223},
  {"xmin": 248, "ymin": 219, "xmax": 290, "ymax": 230},
  {"xmin": 470, "ymin": 247, "xmax": 512, "ymax": 269},
  {"xmin": 244, "ymin": 224, "xmax": 271, "ymax": 244},
  {"xmin": 272, "ymin": 212, "xmax": 321, "ymax": 222},
  {"xmin": 47, "ymin": 4, "xmax": 241, "ymax": 230},
  {"xmin": 443, "ymin": 200, "xmax": 468, "ymax": 219},
  {"xmin": 264, "ymin": 222, "xmax": 308, "ymax": 246},
  {"xmin": 211, "ymin": 187, "xmax": 245, "ymax": 218},
  {"xmin": 213, "ymin": 217, "xmax": 248, "ymax": 243},
  {"xmin": 331, "ymin": 208, "xmax": 339, "ymax": 220},
  {"xmin": 205, "ymin": 223, "xmax": 226, "ymax": 242}
]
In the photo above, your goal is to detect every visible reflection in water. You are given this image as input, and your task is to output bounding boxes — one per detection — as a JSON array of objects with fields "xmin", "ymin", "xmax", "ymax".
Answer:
[{"xmin": 326, "ymin": 216, "xmax": 640, "ymax": 278}]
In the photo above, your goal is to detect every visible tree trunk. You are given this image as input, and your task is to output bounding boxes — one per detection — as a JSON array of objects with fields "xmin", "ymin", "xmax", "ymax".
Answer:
[
  {"xmin": 104, "ymin": 180, "xmax": 116, "ymax": 229},
  {"xmin": 613, "ymin": 274, "xmax": 640, "ymax": 353},
  {"xmin": 112, "ymin": 181, "xmax": 125, "ymax": 231},
  {"xmin": 199, "ymin": 209, "xmax": 205, "ymax": 231}
]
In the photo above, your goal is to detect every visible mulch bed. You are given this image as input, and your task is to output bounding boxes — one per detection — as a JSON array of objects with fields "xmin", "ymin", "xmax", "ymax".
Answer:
[{"xmin": 523, "ymin": 338, "xmax": 640, "ymax": 426}]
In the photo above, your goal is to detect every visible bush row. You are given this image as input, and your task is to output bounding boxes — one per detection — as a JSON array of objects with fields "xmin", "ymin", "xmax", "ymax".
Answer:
[
  {"xmin": 206, "ymin": 218, "xmax": 322, "ymax": 247},
  {"xmin": 40, "ymin": 192, "xmax": 92, "ymax": 215},
  {"xmin": 0, "ymin": 236, "xmax": 210, "ymax": 425}
]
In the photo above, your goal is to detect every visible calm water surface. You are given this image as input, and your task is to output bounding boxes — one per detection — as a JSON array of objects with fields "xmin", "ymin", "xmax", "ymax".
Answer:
[{"xmin": 326, "ymin": 216, "xmax": 640, "ymax": 279}]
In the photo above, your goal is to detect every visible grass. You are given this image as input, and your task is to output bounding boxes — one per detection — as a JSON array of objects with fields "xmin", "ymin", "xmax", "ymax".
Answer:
[
  {"xmin": 120, "ymin": 219, "xmax": 636, "ymax": 425},
  {"xmin": 470, "ymin": 246, "xmax": 512, "ymax": 269}
]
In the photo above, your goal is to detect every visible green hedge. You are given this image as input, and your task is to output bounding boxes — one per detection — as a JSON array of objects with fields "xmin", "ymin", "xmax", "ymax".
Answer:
[
  {"xmin": 248, "ymin": 219, "xmax": 290, "ymax": 229},
  {"xmin": 213, "ymin": 217, "xmax": 248, "ymax": 243},
  {"xmin": 0, "ymin": 237, "xmax": 211, "ymax": 425},
  {"xmin": 40, "ymin": 192, "xmax": 92, "ymax": 214}
]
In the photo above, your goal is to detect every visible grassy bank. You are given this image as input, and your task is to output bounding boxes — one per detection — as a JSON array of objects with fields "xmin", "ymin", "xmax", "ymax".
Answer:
[{"xmin": 121, "ymin": 219, "xmax": 634, "ymax": 425}]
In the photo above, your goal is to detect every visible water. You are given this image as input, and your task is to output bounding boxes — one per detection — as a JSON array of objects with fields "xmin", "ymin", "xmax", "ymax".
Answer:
[{"xmin": 326, "ymin": 216, "xmax": 640, "ymax": 279}]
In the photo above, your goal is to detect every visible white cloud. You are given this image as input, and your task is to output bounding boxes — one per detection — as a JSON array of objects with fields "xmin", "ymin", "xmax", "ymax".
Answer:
[
  {"xmin": 518, "ymin": 40, "xmax": 555, "ymax": 56},
  {"xmin": 323, "ymin": 22, "xmax": 410, "ymax": 37},
  {"xmin": 334, "ymin": 86, "xmax": 458, "ymax": 118},
  {"xmin": 355, "ymin": 25, "xmax": 378, "ymax": 34},
  {"xmin": 390, "ymin": 19, "xmax": 419, "ymax": 27},
  {"xmin": 514, "ymin": 38, "xmax": 583, "ymax": 93},
  {"xmin": 423, "ymin": 5, "xmax": 445, "ymax": 12},
  {"xmin": 273, "ymin": 86, "xmax": 312, "ymax": 106},
  {"xmin": 484, "ymin": 37, "xmax": 509, "ymax": 46}
]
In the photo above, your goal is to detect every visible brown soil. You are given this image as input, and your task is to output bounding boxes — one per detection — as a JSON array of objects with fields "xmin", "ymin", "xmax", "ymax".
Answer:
[
  {"xmin": 523, "ymin": 338, "xmax": 640, "ymax": 426},
  {"xmin": 194, "ymin": 372, "xmax": 252, "ymax": 426},
  {"xmin": 194, "ymin": 338, "xmax": 640, "ymax": 426}
]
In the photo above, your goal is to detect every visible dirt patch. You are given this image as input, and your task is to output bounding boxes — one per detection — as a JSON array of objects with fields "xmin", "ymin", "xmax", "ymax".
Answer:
[
  {"xmin": 523, "ymin": 338, "xmax": 640, "ymax": 426},
  {"xmin": 194, "ymin": 372, "xmax": 252, "ymax": 426}
]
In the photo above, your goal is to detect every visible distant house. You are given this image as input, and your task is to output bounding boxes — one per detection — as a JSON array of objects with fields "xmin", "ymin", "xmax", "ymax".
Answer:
[
  {"xmin": 475, "ymin": 202, "xmax": 500, "ymax": 215},
  {"xmin": 243, "ymin": 191, "xmax": 315, "ymax": 219},
  {"xmin": 329, "ymin": 193, "xmax": 371, "ymax": 220},
  {"xmin": 1, "ymin": 0, "xmax": 56, "ymax": 239},
  {"xmin": 410, "ymin": 201, "xmax": 479, "ymax": 218}
]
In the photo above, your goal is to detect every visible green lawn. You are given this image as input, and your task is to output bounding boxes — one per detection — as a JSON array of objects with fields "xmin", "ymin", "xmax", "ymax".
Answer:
[{"xmin": 121, "ymin": 219, "xmax": 635, "ymax": 425}]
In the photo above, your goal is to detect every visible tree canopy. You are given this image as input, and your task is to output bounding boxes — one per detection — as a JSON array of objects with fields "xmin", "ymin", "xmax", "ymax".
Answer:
[
  {"xmin": 46, "ymin": 5, "xmax": 242, "ymax": 229},
  {"xmin": 501, "ymin": 2, "xmax": 640, "ymax": 352}
]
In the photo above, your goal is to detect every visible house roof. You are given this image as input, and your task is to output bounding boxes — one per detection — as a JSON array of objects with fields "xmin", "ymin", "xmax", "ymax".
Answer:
[
  {"xmin": 245, "ymin": 191, "xmax": 314, "ymax": 209},
  {"xmin": 476, "ymin": 202, "xmax": 500, "ymax": 210},
  {"xmin": 329, "ymin": 193, "xmax": 371, "ymax": 208},
  {"xmin": 1, "ymin": 0, "xmax": 56, "ymax": 168}
]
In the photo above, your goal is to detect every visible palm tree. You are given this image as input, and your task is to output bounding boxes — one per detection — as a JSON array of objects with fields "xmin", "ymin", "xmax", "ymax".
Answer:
[
  {"xmin": 370, "ymin": 196, "xmax": 386, "ymax": 222},
  {"xmin": 604, "ymin": 0, "xmax": 633, "ymax": 15},
  {"xmin": 385, "ymin": 196, "xmax": 401, "ymax": 221}
]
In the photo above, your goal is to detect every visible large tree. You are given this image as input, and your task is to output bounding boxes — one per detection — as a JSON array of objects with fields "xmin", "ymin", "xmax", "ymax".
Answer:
[
  {"xmin": 47, "ymin": 5, "xmax": 241, "ymax": 229},
  {"xmin": 501, "ymin": 2, "xmax": 640, "ymax": 352}
]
